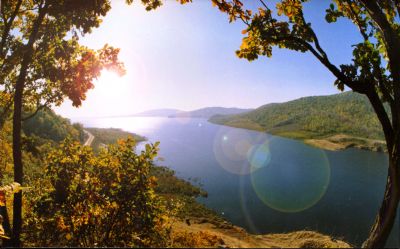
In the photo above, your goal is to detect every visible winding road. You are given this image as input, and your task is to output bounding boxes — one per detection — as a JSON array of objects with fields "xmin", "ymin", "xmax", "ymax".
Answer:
[{"xmin": 83, "ymin": 130, "xmax": 94, "ymax": 147}]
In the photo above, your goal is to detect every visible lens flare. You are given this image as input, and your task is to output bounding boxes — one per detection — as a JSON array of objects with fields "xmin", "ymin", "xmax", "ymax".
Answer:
[
  {"xmin": 239, "ymin": 174, "xmax": 261, "ymax": 234},
  {"xmin": 247, "ymin": 142, "xmax": 272, "ymax": 171},
  {"xmin": 250, "ymin": 146, "xmax": 330, "ymax": 213},
  {"xmin": 213, "ymin": 127, "xmax": 270, "ymax": 175}
]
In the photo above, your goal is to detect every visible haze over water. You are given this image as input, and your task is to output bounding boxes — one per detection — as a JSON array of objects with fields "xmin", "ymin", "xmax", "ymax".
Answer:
[{"xmin": 73, "ymin": 116, "xmax": 398, "ymax": 247}]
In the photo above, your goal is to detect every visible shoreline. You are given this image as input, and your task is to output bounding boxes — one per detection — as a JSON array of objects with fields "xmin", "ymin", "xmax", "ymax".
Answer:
[{"xmin": 208, "ymin": 119, "xmax": 387, "ymax": 153}]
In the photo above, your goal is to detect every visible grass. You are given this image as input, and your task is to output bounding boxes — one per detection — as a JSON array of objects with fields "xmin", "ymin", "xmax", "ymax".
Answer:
[{"xmin": 170, "ymin": 230, "xmax": 224, "ymax": 247}]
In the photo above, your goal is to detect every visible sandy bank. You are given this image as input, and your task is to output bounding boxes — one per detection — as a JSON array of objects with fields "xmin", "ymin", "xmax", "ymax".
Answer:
[{"xmin": 304, "ymin": 134, "xmax": 386, "ymax": 152}]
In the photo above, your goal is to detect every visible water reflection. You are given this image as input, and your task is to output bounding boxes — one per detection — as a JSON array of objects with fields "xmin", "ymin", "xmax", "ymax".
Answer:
[
  {"xmin": 250, "ymin": 147, "xmax": 330, "ymax": 213},
  {"xmin": 71, "ymin": 116, "xmax": 167, "ymax": 134}
]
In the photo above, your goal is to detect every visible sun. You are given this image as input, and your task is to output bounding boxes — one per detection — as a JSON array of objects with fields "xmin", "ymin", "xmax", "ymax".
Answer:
[
  {"xmin": 96, "ymin": 69, "xmax": 121, "ymax": 85},
  {"xmin": 94, "ymin": 70, "xmax": 125, "ymax": 96},
  {"xmin": 81, "ymin": 69, "xmax": 134, "ymax": 116}
]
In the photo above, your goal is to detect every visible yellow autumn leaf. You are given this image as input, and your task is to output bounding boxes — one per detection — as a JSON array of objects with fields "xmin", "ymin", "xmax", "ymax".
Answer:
[
  {"xmin": 111, "ymin": 201, "xmax": 118, "ymax": 209},
  {"xmin": 66, "ymin": 233, "xmax": 72, "ymax": 240}
]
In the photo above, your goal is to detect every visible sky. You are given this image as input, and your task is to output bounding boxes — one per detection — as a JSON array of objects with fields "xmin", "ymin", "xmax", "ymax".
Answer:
[{"xmin": 54, "ymin": 0, "xmax": 363, "ymax": 118}]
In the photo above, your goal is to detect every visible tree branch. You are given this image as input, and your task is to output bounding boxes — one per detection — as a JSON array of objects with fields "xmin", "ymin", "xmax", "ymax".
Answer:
[
  {"xmin": 21, "ymin": 103, "xmax": 47, "ymax": 121},
  {"xmin": 287, "ymin": 35, "xmax": 368, "ymax": 93},
  {"xmin": 255, "ymin": 1, "xmax": 363, "ymax": 93},
  {"xmin": 259, "ymin": 0, "xmax": 269, "ymax": 10},
  {"xmin": 298, "ymin": 10, "xmax": 328, "ymax": 59},
  {"xmin": 346, "ymin": 0, "xmax": 369, "ymax": 41},
  {"xmin": 239, "ymin": 2, "xmax": 366, "ymax": 94},
  {"xmin": 360, "ymin": 0, "xmax": 400, "ymax": 124},
  {"xmin": 0, "ymin": 0, "xmax": 23, "ymax": 60}
]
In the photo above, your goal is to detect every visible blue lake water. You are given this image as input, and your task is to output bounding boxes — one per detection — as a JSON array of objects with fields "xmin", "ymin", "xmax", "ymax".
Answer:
[{"xmin": 72, "ymin": 116, "xmax": 399, "ymax": 247}]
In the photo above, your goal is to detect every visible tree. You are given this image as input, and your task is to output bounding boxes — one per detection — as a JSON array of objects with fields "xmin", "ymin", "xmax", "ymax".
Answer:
[
  {"xmin": 206, "ymin": 0, "xmax": 400, "ymax": 247},
  {"xmin": 0, "ymin": 0, "xmax": 164, "ymax": 246}
]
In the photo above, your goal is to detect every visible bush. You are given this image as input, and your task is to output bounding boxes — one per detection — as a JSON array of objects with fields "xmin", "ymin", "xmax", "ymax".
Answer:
[{"xmin": 25, "ymin": 137, "xmax": 170, "ymax": 247}]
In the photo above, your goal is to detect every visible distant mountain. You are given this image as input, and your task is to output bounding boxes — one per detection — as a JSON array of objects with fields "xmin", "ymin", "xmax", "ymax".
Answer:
[
  {"xmin": 169, "ymin": 107, "xmax": 253, "ymax": 118},
  {"xmin": 209, "ymin": 92, "xmax": 388, "ymax": 151},
  {"xmin": 132, "ymin": 109, "xmax": 182, "ymax": 117}
]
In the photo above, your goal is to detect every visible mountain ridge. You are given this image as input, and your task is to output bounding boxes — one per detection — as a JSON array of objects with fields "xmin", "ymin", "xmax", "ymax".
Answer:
[
  {"xmin": 132, "ymin": 108, "xmax": 183, "ymax": 117},
  {"xmin": 131, "ymin": 107, "xmax": 253, "ymax": 118},
  {"xmin": 169, "ymin": 107, "xmax": 253, "ymax": 118}
]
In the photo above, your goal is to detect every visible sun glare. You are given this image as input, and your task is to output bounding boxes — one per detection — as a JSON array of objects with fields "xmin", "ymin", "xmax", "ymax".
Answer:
[
  {"xmin": 82, "ymin": 69, "xmax": 134, "ymax": 116},
  {"xmin": 95, "ymin": 70, "xmax": 122, "ymax": 93},
  {"xmin": 93, "ymin": 69, "xmax": 136, "ymax": 103}
]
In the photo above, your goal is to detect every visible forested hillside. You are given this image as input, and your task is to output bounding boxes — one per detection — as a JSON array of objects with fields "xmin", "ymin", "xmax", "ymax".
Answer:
[
  {"xmin": 22, "ymin": 108, "xmax": 85, "ymax": 144},
  {"xmin": 1, "ymin": 108, "xmax": 85, "ymax": 185},
  {"xmin": 209, "ymin": 92, "xmax": 387, "ymax": 151}
]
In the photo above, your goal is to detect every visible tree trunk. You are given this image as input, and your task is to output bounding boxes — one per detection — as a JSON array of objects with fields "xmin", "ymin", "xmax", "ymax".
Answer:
[
  {"xmin": 11, "ymin": 71, "xmax": 24, "ymax": 247},
  {"xmin": 9, "ymin": 4, "xmax": 47, "ymax": 246},
  {"xmin": 0, "ymin": 199, "xmax": 12, "ymax": 246},
  {"xmin": 362, "ymin": 147, "xmax": 400, "ymax": 248}
]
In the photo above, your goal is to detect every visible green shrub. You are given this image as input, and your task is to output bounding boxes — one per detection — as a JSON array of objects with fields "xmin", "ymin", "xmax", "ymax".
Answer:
[{"xmin": 25, "ymin": 138, "xmax": 169, "ymax": 247}]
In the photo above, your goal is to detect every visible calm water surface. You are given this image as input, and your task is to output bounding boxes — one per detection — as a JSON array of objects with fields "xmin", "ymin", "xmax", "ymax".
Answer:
[{"xmin": 72, "ymin": 116, "xmax": 399, "ymax": 247}]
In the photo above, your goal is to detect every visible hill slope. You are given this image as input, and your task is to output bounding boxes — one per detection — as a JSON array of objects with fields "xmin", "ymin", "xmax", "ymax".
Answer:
[
  {"xmin": 209, "ymin": 91, "xmax": 387, "ymax": 152},
  {"xmin": 170, "ymin": 107, "xmax": 253, "ymax": 118},
  {"xmin": 22, "ymin": 108, "xmax": 85, "ymax": 143}
]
